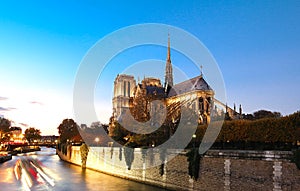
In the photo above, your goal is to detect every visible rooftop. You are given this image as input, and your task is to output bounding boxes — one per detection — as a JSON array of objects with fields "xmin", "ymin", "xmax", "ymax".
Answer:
[{"xmin": 168, "ymin": 75, "xmax": 213, "ymax": 97}]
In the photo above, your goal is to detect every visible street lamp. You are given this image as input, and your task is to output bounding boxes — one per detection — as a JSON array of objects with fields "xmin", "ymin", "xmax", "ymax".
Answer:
[
  {"xmin": 95, "ymin": 137, "xmax": 100, "ymax": 147},
  {"xmin": 192, "ymin": 134, "xmax": 196, "ymax": 150}
]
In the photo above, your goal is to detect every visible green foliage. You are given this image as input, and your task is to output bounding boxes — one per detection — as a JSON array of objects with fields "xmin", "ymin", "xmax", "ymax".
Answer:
[
  {"xmin": 109, "ymin": 110, "xmax": 300, "ymax": 150},
  {"xmin": 24, "ymin": 127, "xmax": 41, "ymax": 143},
  {"xmin": 212, "ymin": 111, "xmax": 300, "ymax": 150},
  {"xmin": 225, "ymin": 112, "xmax": 231, "ymax": 121},
  {"xmin": 57, "ymin": 119, "xmax": 81, "ymax": 143},
  {"xmin": 241, "ymin": 110, "xmax": 281, "ymax": 120},
  {"xmin": 110, "ymin": 122, "xmax": 130, "ymax": 144},
  {"xmin": 0, "ymin": 117, "xmax": 11, "ymax": 133},
  {"xmin": 129, "ymin": 134, "xmax": 149, "ymax": 147},
  {"xmin": 253, "ymin": 110, "xmax": 281, "ymax": 119},
  {"xmin": 110, "ymin": 121, "xmax": 171, "ymax": 148},
  {"xmin": 186, "ymin": 148, "xmax": 202, "ymax": 180}
]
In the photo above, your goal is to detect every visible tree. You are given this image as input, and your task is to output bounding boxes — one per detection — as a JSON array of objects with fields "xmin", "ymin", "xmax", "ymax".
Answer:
[
  {"xmin": 242, "ymin": 113, "xmax": 254, "ymax": 120},
  {"xmin": 253, "ymin": 110, "xmax": 281, "ymax": 119},
  {"xmin": 224, "ymin": 112, "xmax": 232, "ymax": 120},
  {"xmin": 57, "ymin": 119, "xmax": 81, "ymax": 143},
  {"xmin": 25, "ymin": 127, "xmax": 41, "ymax": 143},
  {"xmin": 0, "ymin": 117, "xmax": 11, "ymax": 133},
  {"xmin": 109, "ymin": 122, "xmax": 130, "ymax": 144}
]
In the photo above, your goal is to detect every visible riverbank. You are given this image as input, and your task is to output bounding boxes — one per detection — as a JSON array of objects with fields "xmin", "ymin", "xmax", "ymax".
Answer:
[
  {"xmin": 56, "ymin": 149, "xmax": 168, "ymax": 190},
  {"xmin": 0, "ymin": 153, "xmax": 12, "ymax": 163},
  {"xmin": 7, "ymin": 146, "xmax": 41, "ymax": 155},
  {"xmin": 57, "ymin": 146, "xmax": 300, "ymax": 191},
  {"xmin": 0, "ymin": 146, "xmax": 41, "ymax": 163}
]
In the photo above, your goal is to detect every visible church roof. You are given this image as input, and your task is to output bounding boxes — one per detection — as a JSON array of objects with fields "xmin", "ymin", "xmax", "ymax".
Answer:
[
  {"xmin": 167, "ymin": 75, "xmax": 213, "ymax": 97},
  {"xmin": 146, "ymin": 86, "xmax": 165, "ymax": 96},
  {"xmin": 136, "ymin": 83, "xmax": 166, "ymax": 97}
]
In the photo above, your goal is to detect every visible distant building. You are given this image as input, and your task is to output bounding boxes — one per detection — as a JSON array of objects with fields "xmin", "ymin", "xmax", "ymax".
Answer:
[
  {"xmin": 9, "ymin": 126, "xmax": 25, "ymax": 143},
  {"xmin": 110, "ymin": 35, "xmax": 241, "ymax": 134},
  {"xmin": 39, "ymin": 135, "xmax": 59, "ymax": 144}
]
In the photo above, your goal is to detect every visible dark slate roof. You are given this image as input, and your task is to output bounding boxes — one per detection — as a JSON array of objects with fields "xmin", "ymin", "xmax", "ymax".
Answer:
[
  {"xmin": 167, "ymin": 75, "xmax": 213, "ymax": 97},
  {"xmin": 146, "ymin": 86, "xmax": 165, "ymax": 96}
]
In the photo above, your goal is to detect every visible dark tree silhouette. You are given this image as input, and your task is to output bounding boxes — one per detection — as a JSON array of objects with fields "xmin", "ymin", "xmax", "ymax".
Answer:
[
  {"xmin": 0, "ymin": 117, "xmax": 11, "ymax": 133},
  {"xmin": 25, "ymin": 127, "xmax": 41, "ymax": 143},
  {"xmin": 57, "ymin": 119, "xmax": 81, "ymax": 143},
  {"xmin": 253, "ymin": 110, "xmax": 281, "ymax": 119}
]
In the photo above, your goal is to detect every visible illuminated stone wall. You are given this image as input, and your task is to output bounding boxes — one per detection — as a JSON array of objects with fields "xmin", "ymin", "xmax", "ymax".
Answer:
[{"xmin": 58, "ymin": 147, "xmax": 300, "ymax": 191}]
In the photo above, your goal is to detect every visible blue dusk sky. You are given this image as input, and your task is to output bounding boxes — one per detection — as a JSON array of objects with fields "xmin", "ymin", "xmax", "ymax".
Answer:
[{"xmin": 0, "ymin": 1, "xmax": 299, "ymax": 135}]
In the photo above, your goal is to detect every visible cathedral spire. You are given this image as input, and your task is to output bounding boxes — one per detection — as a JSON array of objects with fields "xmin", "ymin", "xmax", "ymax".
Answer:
[
  {"xmin": 167, "ymin": 33, "xmax": 171, "ymax": 62},
  {"xmin": 200, "ymin": 65, "xmax": 203, "ymax": 77},
  {"xmin": 165, "ymin": 33, "xmax": 173, "ymax": 88}
]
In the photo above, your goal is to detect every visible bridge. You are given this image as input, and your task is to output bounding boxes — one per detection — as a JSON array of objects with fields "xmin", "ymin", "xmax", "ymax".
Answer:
[{"xmin": 3, "ymin": 142, "xmax": 57, "ymax": 151}]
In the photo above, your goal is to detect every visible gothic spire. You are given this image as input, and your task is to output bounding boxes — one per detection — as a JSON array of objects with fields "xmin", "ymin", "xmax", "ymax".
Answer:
[
  {"xmin": 165, "ymin": 33, "xmax": 173, "ymax": 88},
  {"xmin": 200, "ymin": 65, "xmax": 203, "ymax": 77},
  {"xmin": 167, "ymin": 33, "xmax": 171, "ymax": 62}
]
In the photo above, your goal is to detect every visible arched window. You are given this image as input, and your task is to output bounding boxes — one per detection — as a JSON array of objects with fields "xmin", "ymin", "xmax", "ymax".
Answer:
[
  {"xmin": 199, "ymin": 97, "xmax": 204, "ymax": 113},
  {"xmin": 207, "ymin": 97, "xmax": 211, "ymax": 112},
  {"xmin": 123, "ymin": 81, "xmax": 126, "ymax": 96},
  {"xmin": 128, "ymin": 81, "xmax": 130, "ymax": 97}
]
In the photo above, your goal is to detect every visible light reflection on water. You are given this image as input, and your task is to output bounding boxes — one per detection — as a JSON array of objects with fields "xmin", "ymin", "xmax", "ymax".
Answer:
[
  {"xmin": 2, "ymin": 166, "xmax": 16, "ymax": 185},
  {"xmin": 0, "ymin": 147, "xmax": 166, "ymax": 191}
]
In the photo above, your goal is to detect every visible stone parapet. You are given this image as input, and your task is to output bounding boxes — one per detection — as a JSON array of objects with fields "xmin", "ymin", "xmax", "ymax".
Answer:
[{"xmin": 57, "ymin": 147, "xmax": 300, "ymax": 191}]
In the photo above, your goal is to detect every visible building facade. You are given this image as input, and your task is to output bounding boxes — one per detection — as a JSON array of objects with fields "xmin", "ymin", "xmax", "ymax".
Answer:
[
  {"xmin": 111, "ymin": 36, "xmax": 240, "ymax": 131},
  {"xmin": 112, "ymin": 74, "xmax": 136, "ymax": 120}
]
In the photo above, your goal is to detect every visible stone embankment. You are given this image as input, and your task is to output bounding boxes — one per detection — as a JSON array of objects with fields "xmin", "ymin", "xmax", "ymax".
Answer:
[{"xmin": 57, "ymin": 146, "xmax": 300, "ymax": 191}]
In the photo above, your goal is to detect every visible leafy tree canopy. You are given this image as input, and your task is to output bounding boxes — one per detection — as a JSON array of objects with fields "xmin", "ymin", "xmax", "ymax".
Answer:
[
  {"xmin": 0, "ymin": 117, "xmax": 11, "ymax": 132},
  {"xmin": 253, "ymin": 110, "xmax": 281, "ymax": 119},
  {"xmin": 57, "ymin": 118, "xmax": 81, "ymax": 143},
  {"xmin": 25, "ymin": 127, "xmax": 41, "ymax": 143}
]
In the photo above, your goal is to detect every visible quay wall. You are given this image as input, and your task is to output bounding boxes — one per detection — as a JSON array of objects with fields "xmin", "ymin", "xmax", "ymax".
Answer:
[
  {"xmin": 0, "ymin": 154, "xmax": 12, "ymax": 163},
  {"xmin": 57, "ymin": 147, "xmax": 300, "ymax": 191}
]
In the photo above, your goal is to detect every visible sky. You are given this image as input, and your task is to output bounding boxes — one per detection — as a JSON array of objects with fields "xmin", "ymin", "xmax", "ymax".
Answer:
[{"xmin": 0, "ymin": 1, "xmax": 299, "ymax": 135}]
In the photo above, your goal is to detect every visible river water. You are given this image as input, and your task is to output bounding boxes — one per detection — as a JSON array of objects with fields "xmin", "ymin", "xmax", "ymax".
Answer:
[{"xmin": 0, "ymin": 147, "xmax": 167, "ymax": 191}]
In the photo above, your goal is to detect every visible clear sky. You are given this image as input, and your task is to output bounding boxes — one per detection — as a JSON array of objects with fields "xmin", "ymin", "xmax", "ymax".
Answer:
[{"xmin": 0, "ymin": 1, "xmax": 299, "ymax": 135}]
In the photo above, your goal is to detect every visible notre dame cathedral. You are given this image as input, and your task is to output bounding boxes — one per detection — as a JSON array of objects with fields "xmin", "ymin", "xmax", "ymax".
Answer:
[{"xmin": 110, "ymin": 36, "xmax": 241, "ymax": 132}]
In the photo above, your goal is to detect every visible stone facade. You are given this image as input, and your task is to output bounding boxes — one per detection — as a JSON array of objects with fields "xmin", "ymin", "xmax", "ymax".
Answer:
[
  {"xmin": 111, "ymin": 74, "xmax": 219, "ymax": 132},
  {"xmin": 111, "ymin": 36, "xmax": 241, "ymax": 131},
  {"xmin": 112, "ymin": 74, "xmax": 136, "ymax": 121},
  {"xmin": 58, "ymin": 147, "xmax": 300, "ymax": 191}
]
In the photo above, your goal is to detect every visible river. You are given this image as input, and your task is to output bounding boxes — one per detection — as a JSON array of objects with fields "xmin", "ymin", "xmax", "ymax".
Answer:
[{"xmin": 0, "ymin": 147, "xmax": 167, "ymax": 191}]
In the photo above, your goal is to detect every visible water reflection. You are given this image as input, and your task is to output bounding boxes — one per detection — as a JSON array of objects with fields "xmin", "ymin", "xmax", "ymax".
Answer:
[
  {"xmin": 14, "ymin": 157, "xmax": 55, "ymax": 191},
  {"xmin": 0, "ymin": 147, "xmax": 166, "ymax": 191}
]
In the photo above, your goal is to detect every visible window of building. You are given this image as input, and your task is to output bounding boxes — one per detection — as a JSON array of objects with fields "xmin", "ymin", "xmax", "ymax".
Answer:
[
  {"xmin": 199, "ymin": 97, "xmax": 204, "ymax": 113},
  {"xmin": 128, "ymin": 81, "xmax": 130, "ymax": 97},
  {"xmin": 124, "ymin": 81, "xmax": 126, "ymax": 96}
]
